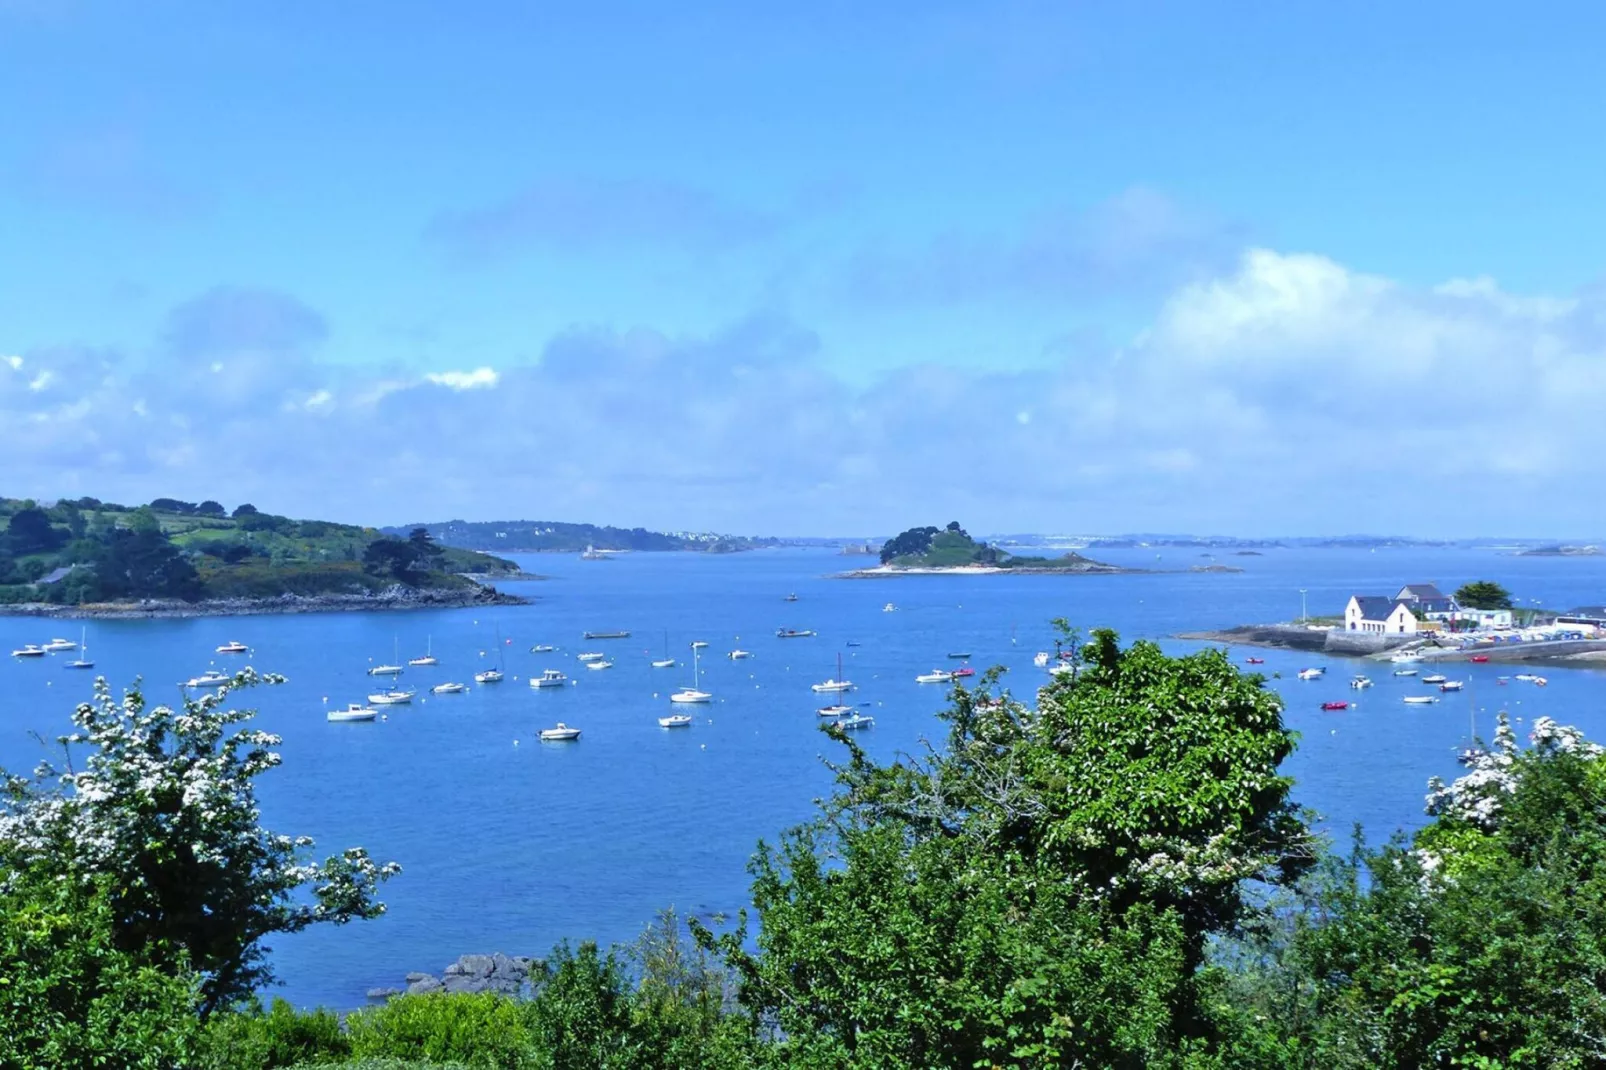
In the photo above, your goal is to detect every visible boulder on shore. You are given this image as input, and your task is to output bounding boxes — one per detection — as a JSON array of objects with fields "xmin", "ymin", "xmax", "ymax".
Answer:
[{"xmin": 382, "ymin": 953, "xmax": 534, "ymax": 1001}]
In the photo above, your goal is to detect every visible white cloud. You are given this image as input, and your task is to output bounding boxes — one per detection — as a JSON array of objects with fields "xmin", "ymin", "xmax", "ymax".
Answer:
[
  {"xmin": 3, "ymin": 355, "xmax": 21, "ymax": 370},
  {"xmin": 424, "ymin": 367, "xmax": 499, "ymax": 391}
]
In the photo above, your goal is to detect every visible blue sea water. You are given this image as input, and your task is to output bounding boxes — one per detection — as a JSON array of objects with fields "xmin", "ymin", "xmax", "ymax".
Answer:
[{"xmin": 2, "ymin": 545, "xmax": 1604, "ymax": 1009}]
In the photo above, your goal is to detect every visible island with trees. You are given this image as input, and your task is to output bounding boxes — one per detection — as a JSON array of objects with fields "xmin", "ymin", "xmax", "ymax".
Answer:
[
  {"xmin": 840, "ymin": 522, "xmax": 1137, "ymax": 576},
  {"xmin": 0, "ymin": 496, "xmax": 527, "ymax": 617}
]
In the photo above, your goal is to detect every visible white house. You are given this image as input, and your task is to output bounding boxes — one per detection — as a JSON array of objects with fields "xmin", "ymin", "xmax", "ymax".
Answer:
[
  {"xmin": 1345, "ymin": 595, "xmax": 1419, "ymax": 635},
  {"xmin": 1394, "ymin": 583, "xmax": 1459, "ymax": 619},
  {"xmin": 1452, "ymin": 607, "xmax": 1514, "ymax": 629}
]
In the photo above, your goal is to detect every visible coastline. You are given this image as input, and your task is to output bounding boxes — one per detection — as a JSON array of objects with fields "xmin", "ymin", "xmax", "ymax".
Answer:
[
  {"xmin": 836, "ymin": 562, "xmax": 1143, "ymax": 578},
  {"xmin": 1180, "ymin": 625, "xmax": 1606, "ymax": 668},
  {"xmin": 0, "ymin": 583, "xmax": 529, "ymax": 620}
]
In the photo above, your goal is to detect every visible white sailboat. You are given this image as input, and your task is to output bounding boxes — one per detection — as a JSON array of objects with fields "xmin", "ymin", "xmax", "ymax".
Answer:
[
  {"xmin": 65, "ymin": 626, "xmax": 93, "ymax": 670},
  {"xmin": 671, "ymin": 645, "xmax": 712, "ymax": 704},
  {"xmin": 811, "ymin": 653, "xmax": 854, "ymax": 693},
  {"xmin": 369, "ymin": 638, "xmax": 404, "ymax": 677},
  {"xmin": 816, "ymin": 703, "xmax": 854, "ymax": 718},
  {"xmin": 367, "ymin": 689, "xmax": 415, "ymax": 705},
  {"xmin": 475, "ymin": 627, "xmax": 505, "ymax": 684},
  {"xmin": 409, "ymin": 637, "xmax": 438, "ymax": 666},
  {"xmin": 652, "ymin": 631, "xmax": 676, "ymax": 669}
]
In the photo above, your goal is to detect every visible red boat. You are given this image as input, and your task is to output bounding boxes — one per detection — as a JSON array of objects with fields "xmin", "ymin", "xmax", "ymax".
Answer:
[
  {"xmin": 1470, "ymin": 655, "xmax": 1490, "ymax": 663},
  {"xmin": 952, "ymin": 667, "xmax": 976, "ymax": 678},
  {"xmin": 1321, "ymin": 701, "xmax": 1349, "ymax": 711},
  {"xmin": 1245, "ymin": 657, "xmax": 1265, "ymax": 665}
]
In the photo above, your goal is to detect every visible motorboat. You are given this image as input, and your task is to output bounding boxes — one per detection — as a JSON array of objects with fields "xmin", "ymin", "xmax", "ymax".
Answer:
[
  {"xmin": 583, "ymin": 630, "xmax": 630, "ymax": 640},
  {"xmin": 186, "ymin": 670, "xmax": 232, "ymax": 689},
  {"xmin": 531, "ymin": 669, "xmax": 568, "ymax": 689},
  {"xmin": 431, "ymin": 682, "xmax": 467, "ymax": 694},
  {"xmin": 11, "ymin": 645, "xmax": 45, "ymax": 658},
  {"xmin": 775, "ymin": 629, "xmax": 815, "ymax": 639},
  {"xmin": 1244, "ymin": 657, "xmax": 1265, "ymax": 665},
  {"xmin": 845, "ymin": 640, "xmax": 861, "ymax": 647},
  {"xmin": 1049, "ymin": 663, "xmax": 1076, "ymax": 677},
  {"xmin": 1421, "ymin": 674, "xmax": 1447, "ymax": 684},
  {"xmin": 1404, "ymin": 695, "xmax": 1438, "ymax": 705},
  {"xmin": 671, "ymin": 645, "xmax": 712, "ymax": 704},
  {"xmin": 1321, "ymin": 701, "xmax": 1350, "ymax": 711},
  {"xmin": 658, "ymin": 713, "xmax": 694, "ymax": 729},
  {"xmin": 1534, "ymin": 676, "xmax": 1549, "ymax": 686},
  {"xmin": 952, "ymin": 667, "xmax": 976, "ymax": 678},
  {"xmin": 531, "ymin": 644, "xmax": 556, "ymax": 653},
  {"xmin": 475, "ymin": 669, "xmax": 504, "ymax": 684},
  {"xmin": 367, "ymin": 689, "xmax": 414, "ymax": 705},
  {"xmin": 539, "ymin": 723, "xmax": 582, "ymax": 741},
  {"xmin": 946, "ymin": 652, "xmax": 972, "ymax": 659},
  {"xmin": 690, "ymin": 641, "xmax": 709, "ymax": 650},
  {"xmin": 585, "ymin": 659, "xmax": 613, "ymax": 671},
  {"xmin": 1469, "ymin": 655, "xmax": 1490, "ymax": 663},
  {"xmin": 216, "ymin": 640, "xmax": 249, "ymax": 654},
  {"xmin": 916, "ymin": 669, "xmax": 954, "ymax": 684},
  {"xmin": 328, "ymin": 703, "xmax": 378, "ymax": 723},
  {"xmin": 1514, "ymin": 673, "xmax": 1538, "ymax": 682},
  {"xmin": 1391, "ymin": 652, "xmax": 1425, "ymax": 663},
  {"xmin": 728, "ymin": 649, "xmax": 752, "ymax": 660},
  {"xmin": 1457, "ymin": 747, "xmax": 1485, "ymax": 765},
  {"xmin": 1439, "ymin": 680, "xmax": 1465, "ymax": 692},
  {"xmin": 40, "ymin": 637, "xmax": 77, "ymax": 652},
  {"xmin": 652, "ymin": 658, "xmax": 676, "ymax": 669},
  {"xmin": 1033, "ymin": 652, "xmax": 1050, "ymax": 668},
  {"xmin": 783, "ymin": 593, "xmax": 799, "ymax": 602},
  {"xmin": 368, "ymin": 664, "xmax": 404, "ymax": 677},
  {"xmin": 835, "ymin": 712, "xmax": 874, "ymax": 730},
  {"xmin": 1350, "ymin": 676, "xmax": 1373, "ymax": 689},
  {"xmin": 816, "ymin": 704, "xmax": 854, "ymax": 718},
  {"xmin": 882, "ymin": 603, "xmax": 897, "ymax": 613},
  {"xmin": 1394, "ymin": 668, "xmax": 1419, "ymax": 677},
  {"xmin": 577, "ymin": 652, "xmax": 606, "ymax": 662},
  {"xmin": 1296, "ymin": 668, "xmax": 1325, "ymax": 681}
]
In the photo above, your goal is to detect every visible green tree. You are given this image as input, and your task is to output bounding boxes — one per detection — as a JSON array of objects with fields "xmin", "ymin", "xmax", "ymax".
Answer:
[
  {"xmin": 1455, "ymin": 579, "xmax": 1514, "ymax": 609},
  {"xmin": 5, "ymin": 505, "xmax": 63, "ymax": 555},
  {"xmin": 0, "ymin": 672, "xmax": 401, "ymax": 1016},
  {"xmin": 91, "ymin": 525, "xmax": 204, "ymax": 600},
  {"xmin": 0, "ymin": 866, "xmax": 201, "ymax": 1068},
  {"xmin": 232, "ymin": 502, "xmax": 259, "ymax": 518},
  {"xmin": 704, "ymin": 628, "xmax": 1312, "ymax": 1067}
]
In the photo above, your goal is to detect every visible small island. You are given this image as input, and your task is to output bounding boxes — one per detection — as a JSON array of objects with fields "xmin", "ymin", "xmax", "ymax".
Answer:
[
  {"xmin": 838, "ymin": 522, "xmax": 1137, "ymax": 577},
  {"xmin": 0, "ymin": 496, "xmax": 529, "ymax": 618}
]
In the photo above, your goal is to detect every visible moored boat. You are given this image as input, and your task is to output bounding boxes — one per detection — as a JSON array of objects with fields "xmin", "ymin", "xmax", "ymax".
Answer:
[
  {"xmin": 916, "ymin": 669, "xmax": 954, "ymax": 684},
  {"xmin": 539, "ymin": 723, "xmax": 581, "ymax": 741},
  {"xmin": 952, "ymin": 667, "xmax": 976, "ymax": 678},
  {"xmin": 658, "ymin": 713, "xmax": 693, "ymax": 729},
  {"xmin": 1245, "ymin": 657, "xmax": 1265, "ymax": 665},
  {"xmin": 1469, "ymin": 654, "xmax": 1490, "ymax": 663},
  {"xmin": 585, "ymin": 659, "xmax": 613, "ymax": 671},
  {"xmin": 1404, "ymin": 695, "xmax": 1438, "ymax": 705},
  {"xmin": 216, "ymin": 640, "xmax": 249, "ymax": 654},
  {"xmin": 671, "ymin": 645, "xmax": 712, "ymax": 704},
  {"xmin": 475, "ymin": 669, "xmax": 504, "ymax": 684},
  {"xmin": 1296, "ymin": 668, "xmax": 1325, "ymax": 680},
  {"xmin": 1421, "ymin": 674, "xmax": 1448, "ymax": 684},
  {"xmin": 1394, "ymin": 668, "xmax": 1418, "ymax": 677},
  {"xmin": 328, "ymin": 703, "xmax": 378, "ymax": 723},
  {"xmin": 531, "ymin": 644, "xmax": 556, "ymax": 653},
  {"xmin": 431, "ymin": 682, "xmax": 467, "ymax": 694},
  {"xmin": 40, "ymin": 637, "xmax": 77, "ymax": 652},
  {"xmin": 11, "ymin": 645, "xmax": 45, "ymax": 658},
  {"xmin": 775, "ymin": 628, "xmax": 816, "ymax": 639},
  {"xmin": 367, "ymin": 689, "xmax": 415, "ymax": 705},
  {"xmin": 816, "ymin": 704, "xmax": 854, "ymax": 718},
  {"xmin": 186, "ymin": 670, "xmax": 232, "ymax": 688},
  {"xmin": 577, "ymin": 652, "xmax": 606, "ymax": 662},
  {"xmin": 583, "ymin": 630, "xmax": 630, "ymax": 640},
  {"xmin": 1321, "ymin": 701, "xmax": 1349, "ymax": 711},
  {"xmin": 1350, "ymin": 675, "xmax": 1373, "ymax": 689},
  {"xmin": 728, "ymin": 649, "xmax": 752, "ymax": 660},
  {"xmin": 835, "ymin": 712, "xmax": 874, "ymax": 730},
  {"xmin": 531, "ymin": 669, "xmax": 568, "ymax": 689},
  {"xmin": 1439, "ymin": 680, "xmax": 1465, "ymax": 692}
]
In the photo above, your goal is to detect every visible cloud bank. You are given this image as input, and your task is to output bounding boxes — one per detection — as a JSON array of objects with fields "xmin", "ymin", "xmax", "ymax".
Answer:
[{"xmin": 5, "ymin": 250, "xmax": 1604, "ymax": 536}]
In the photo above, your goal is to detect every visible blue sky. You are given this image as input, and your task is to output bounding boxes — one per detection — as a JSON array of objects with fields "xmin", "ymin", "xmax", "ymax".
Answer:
[{"xmin": 4, "ymin": 1, "xmax": 1606, "ymax": 535}]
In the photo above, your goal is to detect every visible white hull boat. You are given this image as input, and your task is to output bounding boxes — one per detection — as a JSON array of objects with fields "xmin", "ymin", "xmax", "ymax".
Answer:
[
  {"xmin": 187, "ymin": 671, "xmax": 232, "ymax": 688},
  {"xmin": 408, "ymin": 656, "xmax": 438, "ymax": 667},
  {"xmin": 671, "ymin": 646, "xmax": 711, "ymax": 704},
  {"xmin": 1421, "ymin": 674, "xmax": 1448, "ymax": 684},
  {"xmin": 916, "ymin": 670, "xmax": 954, "ymax": 684},
  {"xmin": 577, "ymin": 652, "xmax": 606, "ymax": 662},
  {"xmin": 328, "ymin": 703, "xmax": 378, "ymax": 722},
  {"xmin": 1351, "ymin": 676, "xmax": 1373, "ymax": 689},
  {"xmin": 368, "ymin": 665, "xmax": 404, "ymax": 677},
  {"xmin": 11, "ymin": 645, "xmax": 45, "ymax": 658},
  {"xmin": 811, "ymin": 679, "xmax": 854, "ymax": 693},
  {"xmin": 836, "ymin": 713, "xmax": 874, "ymax": 730},
  {"xmin": 216, "ymin": 641, "xmax": 249, "ymax": 654},
  {"xmin": 531, "ymin": 644, "xmax": 556, "ymax": 653},
  {"xmin": 658, "ymin": 713, "xmax": 693, "ymax": 728},
  {"xmin": 540, "ymin": 723, "xmax": 581, "ymax": 741},
  {"xmin": 1296, "ymin": 669, "xmax": 1325, "ymax": 680},
  {"xmin": 728, "ymin": 649, "xmax": 752, "ymax": 660},
  {"xmin": 432, "ymin": 682, "xmax": 467, "ymax": 694},
  {"xmin": 1439, "ymin": 680, "xmax": 1465, "ymax": 692},
  {"xmin": 690, "ymin": 641, "xmax": 709, "ymax": 650},
  {"xmin": 1404, "ymin": 695, "xmax": 1438, "ymax": 705},
  {"xmin": 652, "ymin": 658, "xmax": 676, "ymax": 668},
  {"xmin": 1394, "ymin": 669, "xmax": 1418, "ymax": 677},
  {"xmin": 817, "ymin": 704, "xmax": 854, "ymax": 718},
  {"xmin": 586, "ymin": 660, "xmax": 613, "ymax": 671},
  {"xmin": 531, "ymin": 670, "xmax": 568, "ymax": 689},
  {"xmin": 1033, "ymin": 651, "xmax": 1050, "ymax": 668},
  {"xmin": 367, "ymin": 690, "xmax": 414, "ymax": 705},
  {"xmin": 475, "ymin": 670, "xmax": 504, "ymax": 684},
  {"xmin": 883, "ymin": 603, "xmax": 897, "ymax": 612},
  {"xmin": 1391, "ymin": 652, "xmax": 1425, "ymax": 663},
  {"xmin": 40, "ymin": 637, "xmax": 77, "ymax": 652}
]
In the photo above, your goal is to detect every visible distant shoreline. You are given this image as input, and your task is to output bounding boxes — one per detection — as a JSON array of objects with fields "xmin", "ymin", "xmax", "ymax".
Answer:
[
  {"xmin": 1180, "ymin": 625, "xmax": 1606, "ymax": 667},
  {"xmin": 835, "ymin": 562, "xmax": 1144, "ymax": 578},
  {"xmin": 0, "ymin": 585, "xmax": 529, "ymax": 620}
]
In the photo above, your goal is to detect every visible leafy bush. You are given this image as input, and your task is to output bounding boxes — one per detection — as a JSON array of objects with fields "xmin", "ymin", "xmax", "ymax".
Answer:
[
  {"xmin": 347, "ymin": 992, "xmax": 534, "ymax": 1067},
  {"xmin": 198, "ymin": 998, "xmax": 349, "ymax": 1069},
  {"xmin": 285, "ymin": 1060, "xmax": 470, "ymax": 1069}
]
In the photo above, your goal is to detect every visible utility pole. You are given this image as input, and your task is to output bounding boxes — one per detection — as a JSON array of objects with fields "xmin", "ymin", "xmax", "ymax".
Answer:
[{"xmin": 1299, "ymin": 588, "xmax": 1308, "ymax": 624}]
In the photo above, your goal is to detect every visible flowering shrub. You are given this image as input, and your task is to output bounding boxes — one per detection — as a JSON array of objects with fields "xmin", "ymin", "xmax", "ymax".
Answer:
[{"xmin": 0, "ymin": 669, "xmax": 400, "ymax": 1015}]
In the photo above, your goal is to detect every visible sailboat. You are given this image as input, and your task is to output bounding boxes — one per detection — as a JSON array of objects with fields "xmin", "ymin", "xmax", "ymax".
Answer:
[
  {"xmin": 475, "ymin": 626, "xmax": 505, "ymax": 684},
  {"xmin": 65, "ymin": 626, "xmax": 93, "ymax": 670},
  {"xmin": 409, "ymin": 637, "xmax": 438, "ymax": 666},
  {"xmin": 671, "ymin": 645, "xmax": 712, "ymax": 704},
  {"xmin": 811, "ymin": 653, "xmax": 854, "ymax": 693},
  {"xmin": 369, "ymin": 637, "xmax": 404, "ymax": 676},
  {"xmin": 652, "ymin": 631, "xmax": 676, "ymax": 669}
]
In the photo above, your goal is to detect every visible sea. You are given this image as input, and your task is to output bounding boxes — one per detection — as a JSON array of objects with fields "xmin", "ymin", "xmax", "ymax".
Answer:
[{"xmin": 2, "ymin": 545, "xmax": 1604, "ymax": 1009}]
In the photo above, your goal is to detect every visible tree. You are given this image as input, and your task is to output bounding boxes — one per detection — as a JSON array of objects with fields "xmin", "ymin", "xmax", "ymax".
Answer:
[
  {"xmin": 1455, "ymin": 579, "xmax": 1513, "ymax": 609},
  {"xmin": 90, "ymin": 527, "xmax": 203, "ymax": 600},
  {"xmin": 56, "ymin": 499, "xmax": 87, "ymax": 539},
  {"xmin": 0, "ymin": 672, "xmax": 401, "ymax": 1015},
  {"xmin": 5, "ymin": 505, "xmax": 63, "ymax": 555},
  {"xmin": 149, "ymin": 498, "xmax": 198, "ymax": 515},
  {"xmin": 879, "ymin": 525, "xmax": 941, "ymax": 564},
  {"xmin": 231, "ymin": 503, "xmax": 259, "ymax": 518},
  {"xmin": 195, "ymin": 500, "xmax": 227, "ymax": 517},
  {"xmin": 704, "ymin": 628, "xmax": 1312, "ymax": 1066}
]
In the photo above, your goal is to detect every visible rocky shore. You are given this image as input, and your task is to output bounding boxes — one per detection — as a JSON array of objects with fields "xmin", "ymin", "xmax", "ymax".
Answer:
[
  {"xmin": 1180, "ymin": 625, "xmax": 1606, "ymax": 668},
  {"xmin": 368, "ymin": 953, "xmax": 536, "ymax": 1001},
  {"xmin": 837, "ymin": 560, "xmax": 1143, "ymax": 578},
  {"xmin": 0, "ymin": 582, "xmax": 529, "ymax": 620}
]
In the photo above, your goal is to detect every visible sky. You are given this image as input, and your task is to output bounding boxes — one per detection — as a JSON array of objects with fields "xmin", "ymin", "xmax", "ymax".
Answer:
[{"xmin": 3, "ymin": 1, "xmax": 1606, "ymax": 537}]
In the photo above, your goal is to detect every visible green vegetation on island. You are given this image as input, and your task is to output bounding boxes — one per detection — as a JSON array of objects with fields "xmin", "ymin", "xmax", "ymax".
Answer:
[
  {"xmin": 14, "ymin": 628, "xmax": 1606, "ymax": 1065},
  {"xmin": 1455, "ymin": 579, "xmax": 1515, "ymax": 609},
  {"xmin": 878, "ymin": 521, "xmax": 1126, "ymax": 572},
  {"xmin": 0, "ymin": 496, "xmax": 522, "ymax": 610},
  {"xmin": 387, "ymin": 518, "xmax": 776, "ymax": 554}
]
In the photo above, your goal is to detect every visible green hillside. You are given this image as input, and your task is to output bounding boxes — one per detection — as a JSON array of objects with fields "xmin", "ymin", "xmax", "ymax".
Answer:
[
  {"xmin": 879, "ymin": 522, "xmax": 1124, "ymax": 571},
  {"xmin": 0, "ymin": 496, "xmax": 520, "ymax": 606},
  {"xmin": 388, "ymin": 518, "xmax": 776, "ymax": 553}
]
